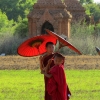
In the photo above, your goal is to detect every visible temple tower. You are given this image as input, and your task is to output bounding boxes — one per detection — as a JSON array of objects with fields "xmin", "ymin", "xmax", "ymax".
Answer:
[{"xmin": 28, "ymin": 0, "xmax": 72, "ymax": 37}]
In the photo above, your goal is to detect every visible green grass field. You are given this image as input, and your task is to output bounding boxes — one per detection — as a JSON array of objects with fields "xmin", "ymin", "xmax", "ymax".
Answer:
[{"xmin": 0, "ymin": 70, "xmax": 100, "ymax": 100}]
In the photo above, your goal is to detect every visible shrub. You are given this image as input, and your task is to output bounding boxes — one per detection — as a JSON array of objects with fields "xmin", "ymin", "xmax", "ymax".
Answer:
[{"xmin": 0, "ymin": 33, "xmax": 28, "ymax": 55}]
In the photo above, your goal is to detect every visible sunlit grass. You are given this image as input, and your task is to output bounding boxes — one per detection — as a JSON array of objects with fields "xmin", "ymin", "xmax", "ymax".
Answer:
[
  {"xmin": 66, "ymin": 70, "xmax": 100, "ymax": 100},
  {"xmin": 0, "ymin": 70, "xmax": 100, "ymax": 100}
]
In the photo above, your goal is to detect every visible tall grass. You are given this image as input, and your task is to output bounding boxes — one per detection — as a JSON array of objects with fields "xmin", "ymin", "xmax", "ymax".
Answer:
[
  {"xmin": 70, "ymin": 22, "xmax": 100, "ymax": 55},
  {"xmin": 59, "ymin": 22, "xmax": 100, "ymax": 55},
  {"xmin": 69, "ymin": 35, "xmax": 100, "ymax": 55}
]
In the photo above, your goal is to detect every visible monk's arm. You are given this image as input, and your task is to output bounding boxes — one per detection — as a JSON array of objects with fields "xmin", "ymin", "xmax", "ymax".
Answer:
[
  {"xmin": 44, "ymin": 73, "xmax": 52, "ymax": 78},
  {"xmin": 45, "ymin": 59, "xmax": 52, "ymax": 73},
  {"xmin": 45, "ymin": 63, "xmax": 50, "ymax": 73}
]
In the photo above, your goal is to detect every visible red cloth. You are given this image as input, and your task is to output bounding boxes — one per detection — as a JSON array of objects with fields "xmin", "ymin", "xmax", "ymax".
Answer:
[
  {"xmin": 43, "ymin": 54, "xmax": 55, "ymax": 100},
  {"xmin": 42, "ymin": 53, "xmax": 71, "ymax": 100},
  {"xmin": 47, "ymin": 65, "xmax": 67, "ymax": 100}
]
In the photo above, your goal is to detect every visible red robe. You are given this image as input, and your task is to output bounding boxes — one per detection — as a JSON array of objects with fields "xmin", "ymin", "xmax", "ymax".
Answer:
[
  {"xmin": 47, "ymin": 65, "xmax": 67, "ymax": 100},
  {"xmin": 43, "ymin": 54, "xmax": 55, "ymax": 100},
  {"xmin": 43, "ymin": 54, "xmax": 71, "ymax": 100}
]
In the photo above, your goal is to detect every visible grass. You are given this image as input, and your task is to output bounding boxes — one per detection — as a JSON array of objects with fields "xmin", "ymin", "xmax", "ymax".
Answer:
[
  {"xmin": 0, "ymin": 70, "xmax": 100, "ymax": 100},
  {"xmin": 0, "ymin": 70, "xmax": 44, "ymax": 100}
]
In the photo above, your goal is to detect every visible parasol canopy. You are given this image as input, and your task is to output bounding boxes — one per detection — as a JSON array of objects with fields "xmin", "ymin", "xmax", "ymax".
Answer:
[{"xmin": 17, "ymin": 35, "xmax": 57, "ymax": 57}]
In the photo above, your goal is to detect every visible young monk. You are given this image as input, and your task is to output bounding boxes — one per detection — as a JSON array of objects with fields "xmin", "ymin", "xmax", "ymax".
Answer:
[
  {"xmin": 39, "ymin": 42, "xmax": 71, "ymax": 100},
  {"xmin": 42, "ymin": 53, "xmax": 69, "ymax": 100},
  {"xmin": 39, "ymin": 42, "xmax": 55, "ymax": 100}
]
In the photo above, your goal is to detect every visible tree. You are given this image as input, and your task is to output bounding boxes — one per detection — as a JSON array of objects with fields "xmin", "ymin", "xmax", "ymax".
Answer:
[
  {"xmin": 0, "ymin": 10, "xmax": 8, "ymax": 29},
  {"xmin": 79, "ymin": 0, "xmax": 93, "ymax": 5},
  {"xmin": 0, "ymin": 0, "xmax": 37, "ymax": 21},
  {"xmin": 14, "ymin": 18, "xmax": 28, "ymax": 38},
  {"xmin": 0, "ymin": 9, "xmax": 14, "ymax": 33},
  {"xmin": 84, "ymin": 3, "xmax": 100, "ymax": 22}
]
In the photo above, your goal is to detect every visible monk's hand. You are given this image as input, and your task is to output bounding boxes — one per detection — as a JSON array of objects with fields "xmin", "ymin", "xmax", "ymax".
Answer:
[
  {"xmin": 41, "ymin": 70, "xmax": 45, "ymax": 74},
  {"xmin": 43, "ymin": 67, "xmax": 46, "ymax": 71},
  {"xmin": 48, "ymin": 59, "xmax": 52, "ymax": 65}
]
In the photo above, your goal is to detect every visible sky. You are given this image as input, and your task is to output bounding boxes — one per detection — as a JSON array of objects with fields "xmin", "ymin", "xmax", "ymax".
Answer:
[{"xmin": 94, "ymin": 0, "xmax": 100, "ymax": 3}]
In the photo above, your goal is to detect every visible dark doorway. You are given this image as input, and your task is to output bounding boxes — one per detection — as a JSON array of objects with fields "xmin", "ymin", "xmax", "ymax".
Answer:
[{"xmin": 41, "ymin": 21, "xmax": 54, "ymax": 34}]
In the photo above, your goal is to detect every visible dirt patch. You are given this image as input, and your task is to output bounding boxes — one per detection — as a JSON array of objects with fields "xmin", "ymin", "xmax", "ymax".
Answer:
[{"xmin": 0, "ymin": 55, "xmax": 100, "ymax": 70}]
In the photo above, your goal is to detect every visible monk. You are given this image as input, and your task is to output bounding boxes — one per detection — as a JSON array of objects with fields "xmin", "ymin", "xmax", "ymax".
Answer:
[
  {"xmin": 39, "ymin": 42, "xmax": 71, "ymax": 100},
  {"xmin": 39, "ymin": 42, "xmax": 55, "ymax": 100}
]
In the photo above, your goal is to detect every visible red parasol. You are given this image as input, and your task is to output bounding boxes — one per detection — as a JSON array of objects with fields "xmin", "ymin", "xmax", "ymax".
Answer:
[
  {"xmin": 17, "ymin": 35, "xmax": 57, "ymax": 57},
  {"xmin": 46, "ymin": 29, "xmax": 82, "ymax": 55}
]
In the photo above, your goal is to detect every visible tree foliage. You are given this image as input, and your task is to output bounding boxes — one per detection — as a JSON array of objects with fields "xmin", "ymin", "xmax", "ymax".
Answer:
[
  {"xmin": 79, "ymin": 0, "xmax": 93, "ymax": 5},
  {"xmin": 0, "ymin": 9, "xmax": 14, "ymax": 34},
  {"xmin": 0, "ymin": 0, "xmax": 37, "ymax": 21},
  {"xmin": 0, "ymin": 0, "xmax": 37, "ymax": 38},
  {"xmin": 14, "ymin": 18, "xmax": 28, "ymax": 38},
  {"xmin": 79, "ymin": 0, "xmax": 100, "ymax": 22},
  {"xmin": 0, "ymin": 10, "xmax": 8, "ymax": 29},
  {"xmin": 84, "ymin": 3, "xmax": 100, "ymax": 22}
]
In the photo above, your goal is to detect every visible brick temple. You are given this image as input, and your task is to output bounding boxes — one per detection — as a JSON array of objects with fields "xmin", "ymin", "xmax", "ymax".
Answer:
[{"xmin": 27, "ymin": 0, "xmax": 85, "ymax": 38}]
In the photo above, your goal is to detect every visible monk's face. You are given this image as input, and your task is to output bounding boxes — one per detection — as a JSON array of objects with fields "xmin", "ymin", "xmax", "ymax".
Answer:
[
  {"xmin": 54, "ymin": 57, "xmax": 63, "ymax": 65},
  {"xmin": 46, "ymin": 44, "xmax": 55, "ymax": 53}
]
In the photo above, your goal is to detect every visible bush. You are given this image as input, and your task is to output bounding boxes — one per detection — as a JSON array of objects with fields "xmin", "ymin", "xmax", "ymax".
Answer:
[{"xmin": 0, "ymin": 33, "xmax": 28, "ymax": 55}]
